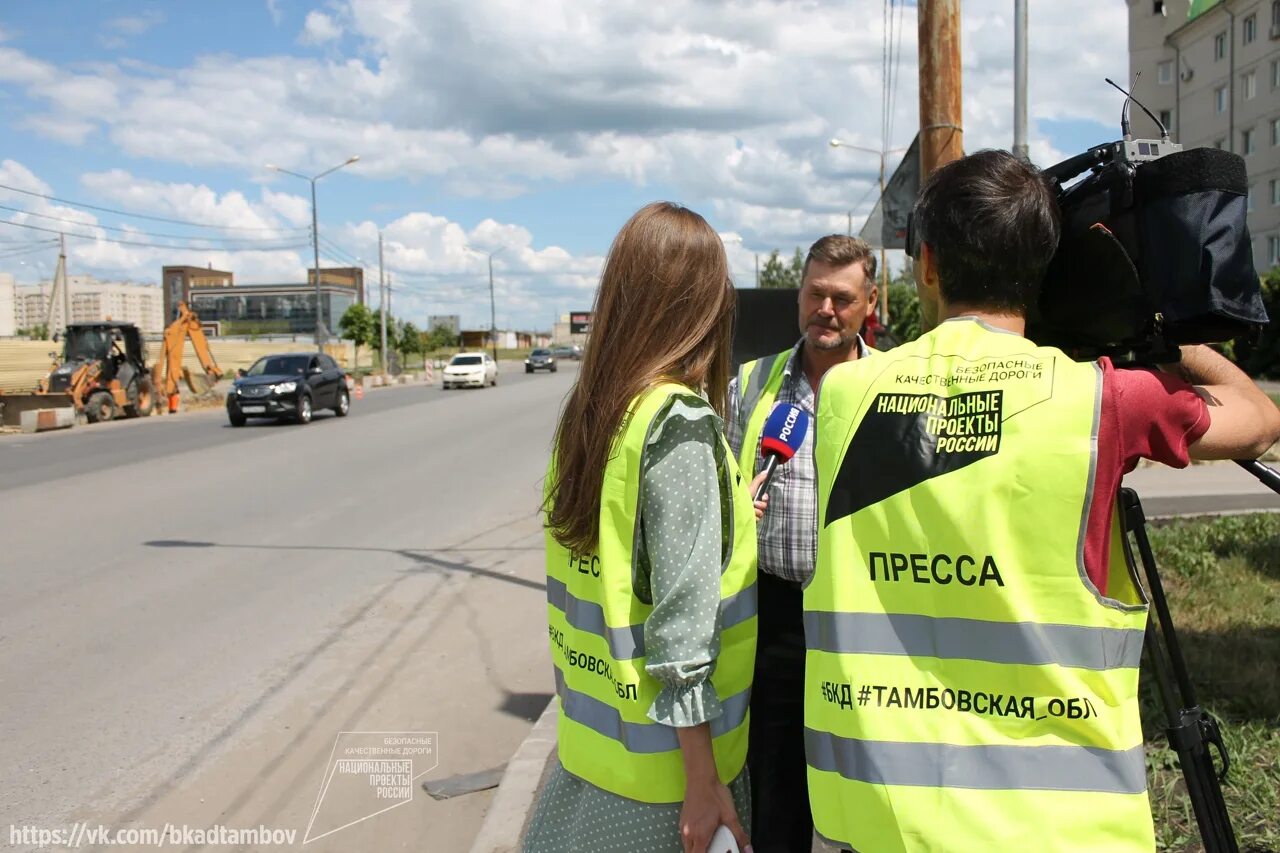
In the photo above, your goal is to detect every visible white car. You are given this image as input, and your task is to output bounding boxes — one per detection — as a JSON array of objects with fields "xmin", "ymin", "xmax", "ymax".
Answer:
[{"xmin": 443, "ymin": 352, "xmax": 498, "ymax": 389}]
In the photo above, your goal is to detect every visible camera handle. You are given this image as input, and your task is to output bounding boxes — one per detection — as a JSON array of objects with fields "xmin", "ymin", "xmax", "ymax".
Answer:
[
  {"xmin": 1118, "ymin": 488, "xmax": 1239, "ymax": 853},
  {"xmin": 1235, "ymin": 458, "xmax": 1280, "ymax": 494}
]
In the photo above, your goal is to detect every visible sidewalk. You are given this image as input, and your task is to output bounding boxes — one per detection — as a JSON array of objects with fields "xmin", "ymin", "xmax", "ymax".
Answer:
[{"xmin": 1124, "ymin": 459, "xmax": 1280, "ymax": 516}]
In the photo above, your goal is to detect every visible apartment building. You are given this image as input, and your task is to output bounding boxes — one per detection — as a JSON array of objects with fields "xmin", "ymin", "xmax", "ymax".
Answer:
[
  {"xmin": 11, "ymin": 276, "xmax": 165, "ymax": 334},
  {"xmin": 1129, "ymin": 0, "xmax": 1280, "ymax": 272}
]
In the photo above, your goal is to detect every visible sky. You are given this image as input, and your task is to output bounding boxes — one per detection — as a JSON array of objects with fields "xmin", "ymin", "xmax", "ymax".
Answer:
[{"xmin": 0, "ymin": 0, "xmax": 1130, "ymax": 332}]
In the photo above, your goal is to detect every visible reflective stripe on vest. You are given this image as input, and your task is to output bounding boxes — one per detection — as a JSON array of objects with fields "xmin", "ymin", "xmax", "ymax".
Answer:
[
  {"xmin": 806, "ymin": 318, "xmax": 1154, "ymax": 852},
  {"xmin": 547, "ymin": 576, "xmax": 759, "ymax": 661},
  {"xmin": 804, "ymin": 728, "xmax": 1148, "ymax": 794},
  {"xmin": 735, "ymin": 351, "xmax": 789, "ymax": 475},
  {"xmin": 546, "ymin": 383, "xmax": 758, "ymax": 803},
  {"xmin": 556, "ymin": 669, "xmax": 753, "ymax": 753},
  {"xmin": 803, "ymin": 611, "xmax": 1144, "ymax": 670}
]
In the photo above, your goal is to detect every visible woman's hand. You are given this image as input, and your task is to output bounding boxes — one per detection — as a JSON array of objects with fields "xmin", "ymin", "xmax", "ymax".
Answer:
[
  {"xmin": 679, "ymin": 775, "xmax": 750, "ymax": 853},
  {"xmin": 748, "ymin": 471, "xmax": 768, "ymax": 522}
]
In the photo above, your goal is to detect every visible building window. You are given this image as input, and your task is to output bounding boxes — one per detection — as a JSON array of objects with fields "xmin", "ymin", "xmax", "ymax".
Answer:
[
  {"xmin": 1247, "ymin": 187, "xmax": 1255, "ymax": 211},
  {"xmin": 1159, "ymin": 108, "xmax": 1173, "ymax": 129},
  {"xmin": 1274, "ymin": 60, "xmax": 1280, "ymax": 90},
  {"xmin": 1271, "ymin": 178, "xmax": 1280, "ymax": 206},
  {"xmin": 1243, "ymin": 71, "xmax": 1257, "ymax": 99},
  {"xmin": 1270, "ymin": 235, "xmax": 1280, "ymax": 267},
  {"xmin": 1153, "ymin": 0, "xmax": 1165, "ymax": 13},
  {"xmin": 1158, "ymin": 60, "xmax": 1174, "ymax": 84},
  {"xmin": 1243, "ymin": 128, "xmax": 1256, "ymax": 154},
  {"xmin": 1243, "ymin": 13, "xmax": 1257, "ymax": 44},
  {"xmin": 1274, "ymin": 0, "xmax": 1280, "ymax": 28},
  {"xmin": 1214, "ymin": 31, "xmax": 1227, "ymax": 60},
  {"xmin": 1273, "ymin": 117, "xmax": 1280, "ymax": 146},
  {"xmin": 1215, "ymin": 86, "xmax": 1228, "ymax": 112}
]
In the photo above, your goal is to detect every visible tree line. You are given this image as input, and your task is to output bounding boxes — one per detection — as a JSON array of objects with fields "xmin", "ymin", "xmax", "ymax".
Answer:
[{"xmin": 337, "ymin": 303, "xmax": 462, "ymax": 366}]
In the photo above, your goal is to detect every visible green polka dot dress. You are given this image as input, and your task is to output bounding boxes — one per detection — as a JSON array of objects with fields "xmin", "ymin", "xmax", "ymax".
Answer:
[{"xmin": 524, "ymin": 396, "xmax": 752, "ymax": 853}]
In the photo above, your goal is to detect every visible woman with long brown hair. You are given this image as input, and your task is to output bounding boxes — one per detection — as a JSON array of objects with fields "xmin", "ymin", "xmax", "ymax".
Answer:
[{"xmin": 525, "ymin": 202, "xmax": 758, "ymax": 853}]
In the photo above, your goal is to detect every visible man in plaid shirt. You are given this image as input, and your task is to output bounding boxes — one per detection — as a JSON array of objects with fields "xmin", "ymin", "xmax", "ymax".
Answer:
[{"xmin": 728, "ymin": 235, "xmax": 879, "ymax": 853}]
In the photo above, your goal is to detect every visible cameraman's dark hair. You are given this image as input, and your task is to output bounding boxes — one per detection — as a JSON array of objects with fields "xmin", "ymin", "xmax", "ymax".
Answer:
[
  {"xmin": 802, "ymin": 234, "xmax": 877, "ymax": 289},
  {"xmin": 912, "ymin": 149, "xmax": 1060, "ymax": 314}
]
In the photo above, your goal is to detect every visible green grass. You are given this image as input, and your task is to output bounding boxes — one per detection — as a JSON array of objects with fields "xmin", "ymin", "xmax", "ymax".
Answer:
[{"xmin": 1141, "ymin": 513, "xmax": 1280, "ymax": 851}]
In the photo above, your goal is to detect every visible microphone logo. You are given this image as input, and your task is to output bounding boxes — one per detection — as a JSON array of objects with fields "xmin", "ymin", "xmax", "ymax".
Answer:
[{"xmin": 779, "ymin": 407, "xmax": 800, "ymax": 443}]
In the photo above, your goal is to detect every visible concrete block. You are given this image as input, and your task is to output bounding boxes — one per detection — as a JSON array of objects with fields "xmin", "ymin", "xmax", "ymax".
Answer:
[{"xmin": 20, "ymin": 407, "xmax": 75, "ymax": 433}]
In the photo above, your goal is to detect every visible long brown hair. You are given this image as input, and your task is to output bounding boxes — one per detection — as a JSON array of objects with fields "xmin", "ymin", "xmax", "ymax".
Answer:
[{"xmin": 546, "ymin": 201, "xmax": 735, "ymax": 556}]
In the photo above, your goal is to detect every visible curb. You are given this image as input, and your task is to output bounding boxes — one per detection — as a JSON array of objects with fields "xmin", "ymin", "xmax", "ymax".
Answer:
[{"xmin": 469, "ymin": 701, "xmax": 557, "ymax": 853}]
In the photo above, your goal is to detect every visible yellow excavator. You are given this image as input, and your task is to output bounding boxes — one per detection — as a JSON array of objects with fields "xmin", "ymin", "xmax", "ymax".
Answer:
[
  {"xmin": 152, "ymin": 302, "xmax": 223, "ymax": 413},
  {"xmin": 0, "ymin": 302, "xmax": 222, "ymax": 426}
]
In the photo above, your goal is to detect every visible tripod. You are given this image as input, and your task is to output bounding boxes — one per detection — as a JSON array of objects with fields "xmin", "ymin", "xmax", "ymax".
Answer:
[{"xmin": 1118, "ymin": 459, "xmax": 1280, "ymax": 853}]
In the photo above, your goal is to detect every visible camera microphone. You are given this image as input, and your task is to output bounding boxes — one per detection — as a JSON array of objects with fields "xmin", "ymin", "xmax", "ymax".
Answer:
[{"xmin": 754, "ymin": 404, "xmax": 811, "ymax": 502}]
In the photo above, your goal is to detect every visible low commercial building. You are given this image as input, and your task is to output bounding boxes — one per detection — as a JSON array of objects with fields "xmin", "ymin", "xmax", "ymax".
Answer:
[
  {"xmin": 162, "ymin": 265, "xmax": 234, "ymax": 325},
  {"xmin": 188, "ymin": 281, "xmax": 358, "ymax": 336}
]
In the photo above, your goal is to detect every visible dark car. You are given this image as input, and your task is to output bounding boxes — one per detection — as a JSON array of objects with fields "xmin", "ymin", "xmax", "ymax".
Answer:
[
  {"xmin": 226, "ymin": 352, "xmax": 350, "ymax": 426},
  {"xmin": 525, "ymin": 348, "xmax": 557, "ymax": 373},
  {"xmin": 549, "ymin": 344, "xmax": 582, "ymax": 360}
]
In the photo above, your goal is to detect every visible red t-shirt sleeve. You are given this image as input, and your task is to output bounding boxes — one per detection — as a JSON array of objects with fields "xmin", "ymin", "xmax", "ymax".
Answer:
[{"xmin": 1085, "ymin": 359, "xmax": 1210, "ymax": 595}]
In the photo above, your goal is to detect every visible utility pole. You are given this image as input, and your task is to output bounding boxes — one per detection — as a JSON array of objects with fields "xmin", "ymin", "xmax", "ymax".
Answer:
[
  {"xmin": 379, "ymin": 231, "xmax": 388, "ymax": 380},
  {"xmin": 488, "ymin": 253, "xmax": 498, "ymax": 361},
  {"xmin": 60, "ymin": 233, "xmax": 70, "ymax": 332},
  {"xmin": 754, "ymin": 252, "xmax": 759, "ymax": 288},
  {"xmin": 847, "ymin": 211, "xmax": 853, "ymax": 236},
  {"xmin": 1013, "ymin": 0, "xmax": 1029, "ymax": 160},
  {"xmin": 918, "ymin": 0, "xmax": 965, "ymax": 178}
]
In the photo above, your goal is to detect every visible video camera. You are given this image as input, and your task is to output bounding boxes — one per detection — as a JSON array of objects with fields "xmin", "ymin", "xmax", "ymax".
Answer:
[{"xmin": 1027, "ymin": 82, "xmax": 1270, "ymax": 363}]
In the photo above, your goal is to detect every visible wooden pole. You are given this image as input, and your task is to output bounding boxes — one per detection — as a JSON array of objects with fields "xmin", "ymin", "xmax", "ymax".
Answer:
[{"xmin": 918, "ymin": 0, "xmax": 965, "ymax": 178}]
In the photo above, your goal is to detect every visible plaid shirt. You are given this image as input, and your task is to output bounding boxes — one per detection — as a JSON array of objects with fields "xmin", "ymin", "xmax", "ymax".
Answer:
[{"xmin": 727, "ymin": 337, "xmax": 868, "ymax": 584}]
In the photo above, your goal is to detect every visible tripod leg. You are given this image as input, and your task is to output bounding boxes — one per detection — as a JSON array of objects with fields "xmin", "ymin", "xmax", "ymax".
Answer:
[{"xmin": 1119, "ymin": 488, "xmax": 1239, "ymax": 853}]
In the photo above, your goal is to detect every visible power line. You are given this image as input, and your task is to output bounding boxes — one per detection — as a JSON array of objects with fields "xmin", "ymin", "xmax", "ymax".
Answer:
[
  {"xmin": 0, "ymin": 218, "xmax": 311, "ymax": 251},
  {"xmin": 887, "ymin": 0, "xmax": 907, "ymax": 151},
  {"xmin": 0, "ymin": 242, "xmax": 57, "ymax": 261},
  {"xmin": 0, "ymin": 203, "xmax": 307, "ymax": 245},
  {"xmin": 0, "ymin": 183, "xmax": 310, "ymax": 232}
]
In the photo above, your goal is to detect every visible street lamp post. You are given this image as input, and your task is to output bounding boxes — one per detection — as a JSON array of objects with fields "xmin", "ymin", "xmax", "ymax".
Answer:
[
  {"xmin": 266, "ymin": 155, "xmax": 360, "ymax": 350},
  {"xmin": 829, "ymin": 138, "xmax": 905, "ymax": 323}
]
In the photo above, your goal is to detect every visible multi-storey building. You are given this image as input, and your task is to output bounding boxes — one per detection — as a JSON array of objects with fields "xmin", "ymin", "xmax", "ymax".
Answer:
[
  {"xmin": 1129, "ymin": 0, "xmax": 1280, "ymax": 272},
  {"xmin": 11, "ymin": 276, "xmax": 164, "ymax": 334}
]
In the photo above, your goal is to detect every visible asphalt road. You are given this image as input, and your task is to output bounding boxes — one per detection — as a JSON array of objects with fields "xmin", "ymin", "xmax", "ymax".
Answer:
[{"xmin": 0, "ymin": 363, "xmax": 568, "ymax": 851}]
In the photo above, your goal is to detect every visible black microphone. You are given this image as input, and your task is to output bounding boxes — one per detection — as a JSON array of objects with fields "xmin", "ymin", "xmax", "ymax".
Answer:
[{"xmin": 753, "ymin": 404, "xmax": 811, "ymax": 502}]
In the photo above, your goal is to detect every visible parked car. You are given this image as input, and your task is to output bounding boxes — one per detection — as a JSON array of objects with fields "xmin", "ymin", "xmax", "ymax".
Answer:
[
  {"xmin": 227, "ymin": 352, "xmax": 350, "ymax": 426},
  {"xmin": 549, "ymin": 344, "xmax": 582, "ymax": 360},
  {"xmin": 443, "ymin": 352, "xmax": 498, "ymax": 388},
  {"xmin": 525, "ymin": 349, "xmax": 557, "ymax": 373}
]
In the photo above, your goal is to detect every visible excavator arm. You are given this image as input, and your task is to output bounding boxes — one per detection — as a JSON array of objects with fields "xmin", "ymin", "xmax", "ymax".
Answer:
[{"xmin": 153, "ymin": 303, "xmax": 223, "ymax": 398}]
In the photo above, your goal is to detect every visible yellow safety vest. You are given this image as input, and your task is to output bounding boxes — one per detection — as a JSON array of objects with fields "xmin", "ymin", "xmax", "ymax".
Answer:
[
  {"xmin": 735, "ymin": 343, "xmax": 877, "ymax": 475},
  {"xmin": 807, "ymin": 318, "xmax": 1154, "ymax": 852},
  {"xmin": 735, "ymin": 350, "xmax": 791, "ymax": 475},
  {"xmin": 545, "ymin": 382, "xmax": 758, "ymax": 803}
]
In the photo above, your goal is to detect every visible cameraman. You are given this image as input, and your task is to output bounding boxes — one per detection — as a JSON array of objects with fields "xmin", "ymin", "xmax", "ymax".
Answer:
[{"xmin": 803, "ymin": 149, "xmax": 1280, "ymax": 852}]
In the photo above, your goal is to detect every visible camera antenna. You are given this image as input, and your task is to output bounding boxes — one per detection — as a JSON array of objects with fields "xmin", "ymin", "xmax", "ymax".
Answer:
[{"xmin": 1106, "ymin": 75, "xmax": 1170, "ymax": 142}]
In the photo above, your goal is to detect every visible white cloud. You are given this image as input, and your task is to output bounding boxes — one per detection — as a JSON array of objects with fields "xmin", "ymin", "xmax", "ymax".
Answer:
[
  {"xmin": 267, "ymin": 0, "xmax": 285, "ymax": 25},
  {"xmin": 299, "ymin": 10, "xmax": 342, "ymax": 45},
  {"xmin": 0, "ymin": 1, "xmax": 1133, "ymax": 324}
]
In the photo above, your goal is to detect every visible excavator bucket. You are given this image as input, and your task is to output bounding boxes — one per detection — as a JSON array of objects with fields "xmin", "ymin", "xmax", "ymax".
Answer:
[
  {"xmin": 0, "ymin": 392, "xmax": 75, "ymax": 428},
  {"xmin": 181, "ymin": 367, "xmax": 223, "ymax": 398}
]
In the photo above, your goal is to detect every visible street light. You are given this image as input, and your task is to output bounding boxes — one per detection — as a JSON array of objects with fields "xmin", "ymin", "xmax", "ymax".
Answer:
[
  {"xmin": 266, "ymin": 155, "xmax": 360, "ymax": 350},
  {"xmin": 465, "ymin": 246, "xmax": 502, "ymax": 361},
  {"xmin": 828, "ymin": 138, "xmax": 906, "ymax": 322}
]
